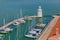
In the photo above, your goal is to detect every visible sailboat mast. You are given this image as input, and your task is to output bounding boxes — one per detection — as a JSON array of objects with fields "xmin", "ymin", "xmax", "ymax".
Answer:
[
  {"xmin": 16, "ymin": 9, "xmax": 22, "ymax": 40},
  {"xmin": 20, "ymin": 9, "xmax": 22, "ymax": 18},
  {"xmin": 9, "ymin": 34, "xmax": 10, "ymax": 40},
  {"xmin": 3, "ymin": 18, "xmax": 5, "ymax": 25},
  {"xmin": 17, "ymin": 26, "xmax": 18, "ymax": 40},
  {"xmin": 16, "ymin": 13, "xmax": 19, "ymax": 40}
]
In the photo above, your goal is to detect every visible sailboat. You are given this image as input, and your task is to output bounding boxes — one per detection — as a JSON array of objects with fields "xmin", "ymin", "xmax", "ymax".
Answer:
[
  {"xmin": 25, "ymin": 28, "xmax": 42, "ymax": 38},
  {"xmin": 13, "ymin": 9, "xmax": 25, "ymax": 26},
  {"xmin": 0, "ymin": 18, "xmax": 13, "ymax": 34},
  {"xmin": 25, "ymin": 27, "xmax": 42, "ymax": 38},
  {"xmin": 16, "ymin": 9, "xmax": 24, "ymax": 40},
  {"xmin": 25, "ymin": 21, "xmax": 39, "ymax": 38},
  {"xmin": 0, "ymin": 18, "xmax": 7, "ymax": 34},
  {"xmin": 25, "ymin": 13, "xmax": 42, "ymax": 38}
]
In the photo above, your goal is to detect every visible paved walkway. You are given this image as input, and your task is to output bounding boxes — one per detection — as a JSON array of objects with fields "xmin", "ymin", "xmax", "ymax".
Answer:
[
  {"xmin": 48, "ymin": 17, "xmax": 60, "ymax": 40},
  {"xmin": 38, "ymin": 16, "xmax": 60, "ymax": 40},
  {"xmin": 0, "ymin": 16, "xmax": 40, "ymax": 30},
  {"xmin": 0, "ymin": 18, "xmax": 24, "ymax": 30}
]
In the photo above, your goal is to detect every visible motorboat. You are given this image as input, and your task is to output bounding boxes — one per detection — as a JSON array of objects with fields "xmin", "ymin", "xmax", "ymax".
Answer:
[
  {"xmin": 0, "ymin": 30, "xmax": 7, "ymax": 34},
  {"xmin": 25, "ymin": 28, "xmax": 42, "ymax": 38},
  {"xmin": 32, "ymin": 28, "xmax": 42, "ymax": 34},
  {"xmin": 13, "ymin": 19, "xmax": 25, "ymax": 25},
  {"xmin": 36, "ymin": 23, "xmax": 46, "ymax": 27},
  {"xmin": 13, "ymin": 21, "xmax": 21, "ymax": 25},
  {"xmin": 29, "ymin": 28, "xmax": 42, "ymax": 34},
  {"xmin": 4, "ymin": 28, "xmax": 13, "ymax": 32},
  {"xmin": 0, "ymin": 28, "xmax": 13, "ymax": 34},
  {"xmin": 25, "ymin": 31, "xmax": 38, "ymax": 38}
]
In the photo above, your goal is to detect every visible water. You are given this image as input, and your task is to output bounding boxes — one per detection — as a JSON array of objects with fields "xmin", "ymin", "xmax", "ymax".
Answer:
[{"xmin": 0, "ymin": 0, "xmax": 60, "ymax": 40}]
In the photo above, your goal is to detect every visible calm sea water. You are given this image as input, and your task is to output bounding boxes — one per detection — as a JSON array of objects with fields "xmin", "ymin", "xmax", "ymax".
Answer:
[{"xmin": 0, "ymin": 0, "xmax": 60, "ymax": 40}]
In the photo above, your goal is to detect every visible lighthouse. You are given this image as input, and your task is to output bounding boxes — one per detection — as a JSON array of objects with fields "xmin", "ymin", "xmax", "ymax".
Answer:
[{"xmin": 37, "ymin": 6, "xmax": 42, "ymax": 17}]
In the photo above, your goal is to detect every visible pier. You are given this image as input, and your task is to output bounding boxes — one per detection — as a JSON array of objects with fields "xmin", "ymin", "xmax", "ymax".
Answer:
[
  {"xmin": 0, "ymin": 18, "xmax": 24, "ymax": 30},
  {"xmin": 48, "ymin": 16, "xmax": 60, "ymax": 40},
  {"xmin": 0, "ymin": 15, "xmax": 60, "ymax": 40},
  {"xmin": 0, "ymin": 16, "xmax": 41, "ymax": 30},
  {"xmin": 38, "ymin": 16, "xmax": 60, "ymax": 40}
]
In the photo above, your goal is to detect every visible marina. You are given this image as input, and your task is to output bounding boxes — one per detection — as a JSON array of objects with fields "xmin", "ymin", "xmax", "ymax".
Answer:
[{"xmin": 0, "ymin": 4, "xmax": 60, "ymax": 40}]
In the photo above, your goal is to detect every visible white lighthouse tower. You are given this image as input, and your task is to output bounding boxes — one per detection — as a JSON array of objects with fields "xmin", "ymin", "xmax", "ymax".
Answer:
[{"xmin": 37, "ymin": 6, "xmax": 42, "ymax": 17}]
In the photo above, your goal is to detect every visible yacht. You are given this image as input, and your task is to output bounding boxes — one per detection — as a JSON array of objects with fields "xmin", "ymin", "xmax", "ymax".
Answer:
[
  {"xmin": 13, "ymin": 21, "xmax": 21, "ymax": 25},
  {"xmin": 25, "ymin": 31, "xmax": 38, "ymax": 38},
  {"xmin": 32, "ymin": 28, "xmax": 42, "ymax": 34},
  {"xmin": 25, "ymin": 28, "xmax": 42, "ymax": 38},
  {"xmin": 0, "ymin": 30, "xmax": 7, "ymax": 34},
  {"xmin": 13, "ymin": 19, "xmax": 25, "ymax": 25},
  {"xmin": 0, "ymin": 28, "xmax": 13, "ymax": 34}
]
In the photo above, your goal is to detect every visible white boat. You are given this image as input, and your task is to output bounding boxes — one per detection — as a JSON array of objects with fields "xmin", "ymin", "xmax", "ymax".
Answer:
[
  {"xmin": 13, "ymin": 21, "xmax": 21, "ymax": 25},
  {"xmin": 0, "ymin": 18, "xmax": 7, "ymax": 33},
  {"xmin": 13, "ymin": 19, "xmax": 25, "ymax": 25},
  {"xmin": 0, "ymin": 28, "xmax": 13, "ymax": 34},
  {"xmin": 29, "ymin": 28, "xmax": 42, "ymax": 34},
  {"xmin": 25, "ymin": 28, "xmax": 42, "ymax": 38},
  {"xmin": 36, "ymin": 23, "xmax": 46, "ymax": 27},
  {"xmin": 25, "ymin": 31, "xmax": 38, "ymax": 38},
  {"xmin": 4, "ymin": 28, "xmax": 13, "ymax": 32},
  {"xmin": 0, "ymin": 30, "xmax": 7, "ymax": 33},
  {"xmin": 25, "ymin": 6, "xmax": 43, "ymax": 38},
  {"xmin": 32, "ymin": 28, "xmax": 42, "ymax": 34}
]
